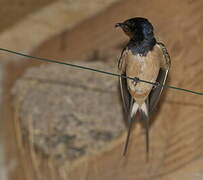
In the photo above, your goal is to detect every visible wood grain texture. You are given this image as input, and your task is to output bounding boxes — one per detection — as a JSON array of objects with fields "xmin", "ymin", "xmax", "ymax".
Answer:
[
  {"xmin": 2, "ymin": 0, "xmax": 203, "ymax": 179},
  {"xmin": 32, "ymin": 2, "xmax": 203, "ymax": 179}
]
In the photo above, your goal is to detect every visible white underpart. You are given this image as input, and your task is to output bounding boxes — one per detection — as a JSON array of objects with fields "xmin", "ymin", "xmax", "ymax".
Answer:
[
  {"xmin": 131, "ymin": 103, "xmax": 139, "ymax": 118},
  {"xmin": 130, "ymin": 102, "xmax": 148, "ymax": 118},
  {"xmin": 131, "ymin": 102, "xmax": 148, "ymax": 118},
  {"xmin": 141, "ymin": 103, "xmax": 148, "ymax": 116}
]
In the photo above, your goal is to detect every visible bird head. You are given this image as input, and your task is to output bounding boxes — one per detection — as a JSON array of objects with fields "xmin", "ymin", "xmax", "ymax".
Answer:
[{"xmin": 115, "ymin": 17, "xmax": 154, "ymax": 42}]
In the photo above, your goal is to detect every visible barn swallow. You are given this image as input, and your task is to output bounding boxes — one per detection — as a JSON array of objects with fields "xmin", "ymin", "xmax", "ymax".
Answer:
[{"xmin": 115, "ymin": 17, "xmax": 171, "ymax": 156}]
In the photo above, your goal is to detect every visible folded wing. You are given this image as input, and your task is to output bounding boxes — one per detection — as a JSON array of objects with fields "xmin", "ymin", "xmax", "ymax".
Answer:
[{"xmin": 148, "ymin": 42, "xmax": 171, "ymax": 115}]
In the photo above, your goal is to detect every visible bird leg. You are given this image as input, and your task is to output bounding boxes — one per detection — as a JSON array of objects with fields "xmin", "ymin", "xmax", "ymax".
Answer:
[
  {"xmin": 132, "ymin": 77, "xmax": 140, "ymax": 86},
  {"xmin": 152, "ymin": 81, "xmax": 161, "ymax": 90}
]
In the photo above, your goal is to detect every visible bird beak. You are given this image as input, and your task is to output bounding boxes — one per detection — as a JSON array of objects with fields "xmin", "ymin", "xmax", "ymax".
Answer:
[{"xmin": 115, "ymin": 23, "xmax": 124, "ymax": 28}]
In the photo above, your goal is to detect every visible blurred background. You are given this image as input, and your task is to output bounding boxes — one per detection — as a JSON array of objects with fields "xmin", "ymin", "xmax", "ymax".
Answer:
[
  {"xmin": 0, "ymin": 1, "xmax": 123, "ymax": 180},
  {"xmin": 0, "ymin": 0, "xmax": 203, "ymax": 180}
]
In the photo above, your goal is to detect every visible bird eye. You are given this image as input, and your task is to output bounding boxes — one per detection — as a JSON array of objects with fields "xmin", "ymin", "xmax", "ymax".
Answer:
[{"xmin": 123, "ymin": 24, "xmax": 131, "ymax": 32}]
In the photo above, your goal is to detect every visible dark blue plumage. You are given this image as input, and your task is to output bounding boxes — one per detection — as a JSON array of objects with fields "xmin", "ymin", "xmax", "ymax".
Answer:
[{"xmin": 116, "ymin": 17, "xmax": 156, "ymax": 56}]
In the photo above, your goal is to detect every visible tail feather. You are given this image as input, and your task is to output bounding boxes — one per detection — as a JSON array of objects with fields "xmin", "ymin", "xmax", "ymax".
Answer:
[
  {"xmin": 123, "ymin": 115, "xmax": 134, "ymax": 156},
  {"xmin": 123, "ymin": 99, "xmax": 139, "ymax": 156},
  {"xmin": 123, "ymin": 101, "xmax": 150, "ymax": 156},
  {"xmin": 139, "ymin": 102, "xmax": 149, "ymax": 156}
]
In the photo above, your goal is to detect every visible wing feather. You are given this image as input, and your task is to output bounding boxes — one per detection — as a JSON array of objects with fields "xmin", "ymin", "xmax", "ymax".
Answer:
[
  {"xmin": 148, "ymin": 42, "xmax": 171, "ymax": 114},
  {"xmin": 118, "ymin": 47, "xmax": 132, "ymax": 114},
  {"xmin": 120, "ymin": 75, "xmax": 131, "ymax": 114}
]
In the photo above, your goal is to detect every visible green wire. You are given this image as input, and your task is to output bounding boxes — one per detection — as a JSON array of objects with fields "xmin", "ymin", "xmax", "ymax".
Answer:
[{"xmin": 0, "ymin": 47, "xmax": 203, "ymax": 96}]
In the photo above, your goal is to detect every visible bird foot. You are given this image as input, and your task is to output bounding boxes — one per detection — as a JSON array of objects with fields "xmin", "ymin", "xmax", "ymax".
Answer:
[
  {"xmin": 152, "ymin": 82, "xmax": 161, "ymax": 90},
  {"xmin": 133, "ymin": 77, "xmax": 140, "ymax": 86}
]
